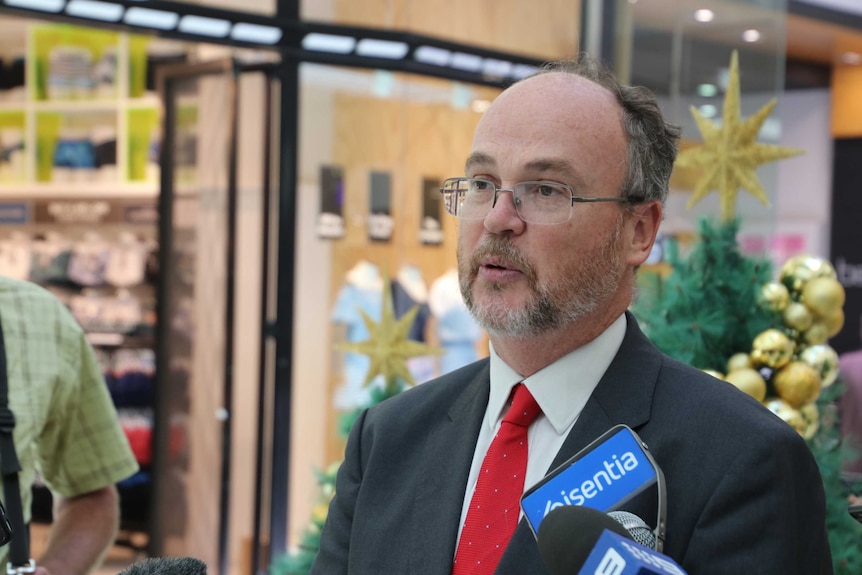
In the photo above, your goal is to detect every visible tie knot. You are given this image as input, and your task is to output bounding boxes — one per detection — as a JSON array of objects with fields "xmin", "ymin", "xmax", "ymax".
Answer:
[{"xmin": 503, "ymin": 383, "xmax": 541, "ymax": 427}]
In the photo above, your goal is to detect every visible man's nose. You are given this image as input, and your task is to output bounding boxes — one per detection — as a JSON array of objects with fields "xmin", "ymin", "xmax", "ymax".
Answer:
[{"xmin": 484, "ymin": 189, "xmax": 525, "ymax": 234}]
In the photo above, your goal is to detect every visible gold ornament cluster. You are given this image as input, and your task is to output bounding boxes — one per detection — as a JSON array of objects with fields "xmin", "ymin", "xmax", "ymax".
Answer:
[{"xmin": 711, "ymin": 255, "xmax": 845, "ymax": 439}]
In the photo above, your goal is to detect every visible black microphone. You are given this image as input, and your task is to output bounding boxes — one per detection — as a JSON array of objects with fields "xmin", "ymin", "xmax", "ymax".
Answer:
[
  {"xmin": 118, "ymin": 557, "xmax": 207, "ymax": 575},
  {"xmin": 537, "ymin": 506, "xmax": 687, "ymax": 575},
  {"xmin": 536, "ymin": 505, "xmax": 633, "ymax": 574}
]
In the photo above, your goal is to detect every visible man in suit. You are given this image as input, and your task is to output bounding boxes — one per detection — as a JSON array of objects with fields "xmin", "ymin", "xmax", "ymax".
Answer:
[{"xmin": 311, "ymin": 55, "xmax": 831, "ymax": 574}]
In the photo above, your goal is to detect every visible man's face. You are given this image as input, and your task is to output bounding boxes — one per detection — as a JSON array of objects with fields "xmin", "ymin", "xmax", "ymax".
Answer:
[{"xmin": 456, "ymin": 72, "xmax": 633, "ymax": 339}]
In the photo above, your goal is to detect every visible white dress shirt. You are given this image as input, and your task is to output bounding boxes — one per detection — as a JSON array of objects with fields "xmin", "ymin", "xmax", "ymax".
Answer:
[{"xmin": 456, "ymin": 313, "xmax": 628, "ymax": 542}]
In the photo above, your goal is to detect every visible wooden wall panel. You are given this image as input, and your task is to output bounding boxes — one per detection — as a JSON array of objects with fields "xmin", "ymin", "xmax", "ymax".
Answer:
[{"xmin": 334, "ymin": 0, "xmax": 581, "ymax": 59}]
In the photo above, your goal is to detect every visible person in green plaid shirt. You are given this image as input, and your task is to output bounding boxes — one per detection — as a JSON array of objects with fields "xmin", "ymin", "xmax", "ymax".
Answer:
[{"xmin": 0, "ymin": 275, "xmax": 139, "ymax": 574}]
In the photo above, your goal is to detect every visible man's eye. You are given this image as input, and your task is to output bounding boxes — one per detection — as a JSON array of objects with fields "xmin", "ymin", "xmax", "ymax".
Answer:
[
  {"xmin": 537, "ymin": 185, "xmax": 560, "ymax": 197},
  {"xmin": 525, "ymin": 184, "xmax": 563, "ymax": 198},
  {"xmin": 471, "ymin": 180, "xmax": 492, "ymax": 192}
]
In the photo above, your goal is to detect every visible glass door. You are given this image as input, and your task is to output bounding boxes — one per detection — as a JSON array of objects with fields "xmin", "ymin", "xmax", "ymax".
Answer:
[{"xmin": 153, "ymin": 58, "xmax": 277, "ymax": 575}]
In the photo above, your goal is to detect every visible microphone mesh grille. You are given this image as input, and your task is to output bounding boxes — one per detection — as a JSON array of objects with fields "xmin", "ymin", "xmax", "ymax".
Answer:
[{"xmin": 607, "ymin": 510, "xmax": 656, "ymax": 549}]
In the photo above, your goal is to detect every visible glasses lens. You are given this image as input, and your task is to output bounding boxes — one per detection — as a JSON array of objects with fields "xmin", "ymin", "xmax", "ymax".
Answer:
[
  {"xmin": 513, "ymin": 182, "xmax": 572, "ymax": 224},
  {"xmin": 442, "ymin": 178, "xmax": 493, "ymax": 219}
]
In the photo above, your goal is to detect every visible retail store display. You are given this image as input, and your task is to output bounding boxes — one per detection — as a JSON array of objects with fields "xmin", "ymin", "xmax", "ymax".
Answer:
[
  {"xmin": 277, "ymin": 272, "xmax": 442, "ymax": 574},
  {"xmin": 0, "ymin": 21, "xmax": 172, "ymax": 554},
  {"xmin": 4, "ymin": 228, "xmax": 157, "ymax": 544},
  {"xmin": 0, "ymin": 24, "xmax": 160, "ymax": 187},
  {"xmin": 428, "ymin": 268, "xmax": 483, "ymax": 375},
  {"xmin": 331, "ymin": 261, "xmax": 481, "ymax": 409}
]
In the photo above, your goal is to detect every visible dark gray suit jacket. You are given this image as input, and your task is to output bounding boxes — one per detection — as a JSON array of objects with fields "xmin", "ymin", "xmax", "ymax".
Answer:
[{"xmin": 312, "ymin": 313, "xmax": 832, "ymax": 574}]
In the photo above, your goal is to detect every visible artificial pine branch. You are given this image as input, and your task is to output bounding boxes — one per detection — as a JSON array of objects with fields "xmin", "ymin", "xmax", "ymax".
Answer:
[
  {"xmin": 632, "ymin": 216, "xmax": 862, "ymax": 572},
  {"xmin": 633, "ymin": 216, "xmax": 776, "ymax": 372}
]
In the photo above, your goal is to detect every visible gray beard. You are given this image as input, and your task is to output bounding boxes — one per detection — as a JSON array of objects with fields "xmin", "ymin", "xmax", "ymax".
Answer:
[{"xmin": 458, "ymin": 228, "xmax": 623, "ymax": 339}]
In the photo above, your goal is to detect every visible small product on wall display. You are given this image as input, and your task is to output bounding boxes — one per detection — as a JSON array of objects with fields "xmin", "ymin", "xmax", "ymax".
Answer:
[
  {"xmin": 317, "ymin": 164, "xmax": 346, "ymax": 239},
  {"xmin": 419, "ymin": 177, "xmax": 444, "ymax": 246},
  {"xmin": 367, "ymin": 170, "xmax": 393, "ymax": 242}
]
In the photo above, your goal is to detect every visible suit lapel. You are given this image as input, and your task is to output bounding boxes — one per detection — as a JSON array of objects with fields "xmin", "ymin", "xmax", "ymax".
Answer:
[
  {"xmin": 419, "ymin": 315, "xmax": 663, "ymax": 574},
  {"xmin": 549, "ymin": 312, "xmax": 661, "ymax": 472},
  {"xmin": 410, "ymin": 362, "xmax": 491, "ymax": 574}
]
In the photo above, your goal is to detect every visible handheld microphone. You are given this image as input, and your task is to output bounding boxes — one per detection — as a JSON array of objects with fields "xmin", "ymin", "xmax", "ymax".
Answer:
[
  {"xmin": 608, "ymin": 510, "xmax": 656, "ymax": 548},
  {"xmin": 537, "ymin": 506, "xmax": 687, "ymax": 575},
  {"xmin": 117, "ymin": 557, "xmax": 207, "ymax": 575},
  {"xmin": 537, "ymin": 504, "xmax": 632, "ymax": 574}
]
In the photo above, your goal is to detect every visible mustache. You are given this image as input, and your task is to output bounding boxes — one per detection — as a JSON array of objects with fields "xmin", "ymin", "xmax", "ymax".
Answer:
[{"xmin": 468, "ymin": 236, "xmax": 535, "ymax": 283}]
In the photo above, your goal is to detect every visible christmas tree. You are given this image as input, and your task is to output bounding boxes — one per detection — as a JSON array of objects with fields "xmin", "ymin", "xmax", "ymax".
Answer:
[
  {"xmin": 271, "ymin": 276, "xmax": 441, "ymax": 575},
  {"xmin": 633, "ymin": 50, "xmax": 862, "ymax": 573}
]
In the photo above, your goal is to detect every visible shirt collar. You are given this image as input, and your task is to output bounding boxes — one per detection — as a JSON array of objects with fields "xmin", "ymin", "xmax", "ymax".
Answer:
[{"xmin": 487, "ymin": 313, "xmax": 627, "ymax": 434}]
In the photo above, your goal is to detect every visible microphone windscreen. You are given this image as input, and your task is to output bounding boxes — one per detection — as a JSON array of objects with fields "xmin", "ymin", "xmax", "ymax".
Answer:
[
  {"xmin": 118, "ymin": 557, "xmax": 207, "ymax": 575},
  {"xmin": 608, "ymin": 509, "xmax": 656, "ymax": 549},
  {"xmin": 537, "ymin": 505, "xmax": 632, "ymax": 575}
]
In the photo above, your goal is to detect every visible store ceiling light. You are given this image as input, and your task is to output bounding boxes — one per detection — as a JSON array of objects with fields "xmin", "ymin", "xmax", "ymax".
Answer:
[
  {"xmin": 512, "ymin": 64, "xmax": 539, "ymax": 79},
  {"xmin": 742, "ymin": 29, "xmax": 761, "ymax": 42},
  {"xmin": 4, "ymin": 0, "xmax": 64, "ymax": 12},
  {"xmin": 694, "ymin": 9, "xmax": 714, "ymax": 22},
  {"xmin": 302, "ymin": 33, "xmax": 356, "ymax": 54},
  {"xmin": 356, "ymin": 39, "xmax": 409, "ymax": 59},
  {"xmin": 124, "ymin": 6, "xmax": 178, "ymax": 30},
  {"xmin": 471, "ymin": 99, "xmax": 491, "ymax": 113},
  {"xmin": 482, "ymin": 58, "xmax": 512, "ymax": 77},
  {"xmin": 696, "ymin": 83, "xmax": 717, "ymax": 97},
  {"xmin": 66, "ymin": 0, "xmax": 123, "ymax": 21},
  {"xmin": 415, "ymin": 46, "xmax": 450, "ymax": 67},
  {"xmin": 450, "ymin": 52, "xmax": 482, "ymax": 72},
  {"xmin": 698, "ymin": 104, "xmax": 717, "ymax": 118},
  {"xmin": 179, "ymin": 15, "xmax": 231, "ymax": 37},
  {"xmin": 231, "ymin": 22, "xmax": 282, "ymax": 45}
]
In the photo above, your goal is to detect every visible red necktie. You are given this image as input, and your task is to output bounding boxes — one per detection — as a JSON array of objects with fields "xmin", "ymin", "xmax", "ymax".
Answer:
[{"xmin": 453, "ymin": 383, "xmax": 542, "ymax": 575}]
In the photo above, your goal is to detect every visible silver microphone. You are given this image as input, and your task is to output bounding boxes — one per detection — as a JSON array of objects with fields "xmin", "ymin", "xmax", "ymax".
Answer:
[{"xmin": 608, "ymin": 510, "xmax": 657, "ymax": 549}]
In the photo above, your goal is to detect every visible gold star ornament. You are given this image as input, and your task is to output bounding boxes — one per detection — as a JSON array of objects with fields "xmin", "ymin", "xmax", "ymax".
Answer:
[
  {"xmin": 336, "ymin": 275, "xmax": 442, "ymax": 388},
  {"xmin": 675, "ymin": 50, "xmax": 804, "ymax": 221}
]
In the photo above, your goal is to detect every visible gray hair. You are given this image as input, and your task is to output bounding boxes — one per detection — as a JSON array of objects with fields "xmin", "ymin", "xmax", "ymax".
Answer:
[{"xmin": 529, "ymin": 54, "xmax": 681, "ymax": 205}]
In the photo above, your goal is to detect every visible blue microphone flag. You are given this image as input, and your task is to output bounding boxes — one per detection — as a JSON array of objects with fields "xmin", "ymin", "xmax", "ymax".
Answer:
[
  {"xmin": 521, "ymin": 425, "xmax": 659, "ymax": 536},
  {"xmin": 580, "ymin": 530, "xmax": 686, "ymax": 575}
]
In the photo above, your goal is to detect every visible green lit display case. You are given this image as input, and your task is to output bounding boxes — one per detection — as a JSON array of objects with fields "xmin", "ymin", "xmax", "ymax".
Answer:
[{"xmin": 0, "ymin": 22, "xmax": 160, "ymax": 196}]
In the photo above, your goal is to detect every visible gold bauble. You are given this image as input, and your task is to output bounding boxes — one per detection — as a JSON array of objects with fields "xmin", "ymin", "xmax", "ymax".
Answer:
[
  {"xmin": 802, "ymin": 277, "xmax": 846, "ymax": 319},
  {"xmin": 773, "ymin": 361, "xmax": 822, "ymax": 408},
  {"xmin": 800, "ymin": 403, "xmax": 820, "ymax": 440},
  {"xmin": 750, "ymin": 329, "xmax": 794, "ymax": 369},
  {"xmin": 803, "ymin": 322, "xmax": 829, "ymax": 346},
  {"xmin": 727, "ymin": 352, "xmax": 752, "ymax": 373},
  {"xmin": 725, "ymin": 368, "xmax": 767, "ymax": 402},
  {"xmin": 823, "ymin": 308, "xmax": 845, "ymax": 338},
  {"xmin": 779, "ymin": 256, "xmax": 837, "ymax": 297},
  {"xmin": 760, "ymin": 281, "xmax": 790, "ymax": 312},
  {"xmin": 703, "ymin": 369, "xmax": 724, "ymax": 380},
  {"xmin": 782, "ymin": 302, "xmax": 813, "ymax": 332},
  {"xmin": 799, "ymin": 344, "xmax": 840, "ymax": 387},
  {"xmin": 764, "ymin": 397, "xmax": 807, "ymax": 435}
]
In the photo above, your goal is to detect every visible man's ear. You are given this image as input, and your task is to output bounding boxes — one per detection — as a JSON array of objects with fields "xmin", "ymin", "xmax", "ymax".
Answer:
[{"xmin": 626, "ymin": 200, "xmax": 662, "ymax": 267}]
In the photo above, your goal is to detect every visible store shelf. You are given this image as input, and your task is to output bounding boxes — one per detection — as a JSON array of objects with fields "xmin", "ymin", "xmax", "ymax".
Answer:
[{"xmin": 0, "ymin": 181, "xmax": 158, "ymax": 198}]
